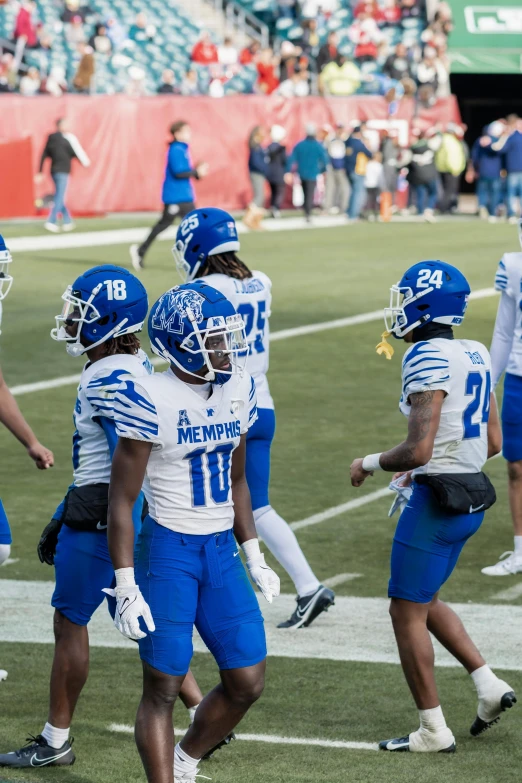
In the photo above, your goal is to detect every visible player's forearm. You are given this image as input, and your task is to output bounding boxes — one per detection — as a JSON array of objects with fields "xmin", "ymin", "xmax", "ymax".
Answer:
[
  {"xmin": 107, "ymin": 501, "xmax": 136, "ymax": 570},
  {"xmin": 378, "ymin": 441, "xmax": 430, "ymax": 472},
  {"xmin": 232, "ymin": 476, "xmax": 257, "ymax": 544},
  {"xmin": 0, "ymin": 381, "xmax": 39, "ymax": 450},
  {"xmin": 107, "ymin": 439, "xmax": 150, "ymax": 570}
]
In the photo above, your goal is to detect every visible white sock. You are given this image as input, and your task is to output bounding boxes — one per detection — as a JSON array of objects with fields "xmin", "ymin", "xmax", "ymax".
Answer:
[
  {"xmin": 418, "ymin": 705, "xmax": 447, "ymax": 734},
  {"xmin": 253, "ymin": 505, "xmax": 320, "ymax": 597},
  {"xmin": 0, "ymin": 544, "xmax": 11, "ymax": 566},
  {"xmin": 514, "ymin": 537, "xmax": 522, "ymax": 557},
  {"xmin": 174, "ymin": 743, "xmax": 199, "ymax": 776},
  {"xmin": 471, "ymin": 664, "xmax": 498, "ymax": 696},
  {"xmin": 41, "ymin": 722, "xmax": 70, "ymax": 749},
  {"xmin": 188, "ymin": 705, "xmax": 199, "ymax": 724}
]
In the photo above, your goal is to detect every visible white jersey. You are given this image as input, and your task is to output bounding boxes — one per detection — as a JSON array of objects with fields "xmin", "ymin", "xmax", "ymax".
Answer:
[
  {"xmin": 73, "ymin": 350, "xmax": 153, "ymax": 486},
  {"xmin": 490, "ymin": 252, "xmax": 522, "ymax": 386},
  {"xmin": 202, "ymin": 271, "xmax": 273, "ymax": 409},
  {"xmin": 400, "ymin": 338, "xmax": 491, "ymax": 475},
  {"xmin": 113, "ymin": 369, "xmax": 258, "ymax": 535}
]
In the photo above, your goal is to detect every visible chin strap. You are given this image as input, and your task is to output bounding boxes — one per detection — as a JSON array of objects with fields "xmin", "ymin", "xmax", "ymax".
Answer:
[{"xmin": 376, "ymin": 331, "xmax": 394, "ymax": 360}]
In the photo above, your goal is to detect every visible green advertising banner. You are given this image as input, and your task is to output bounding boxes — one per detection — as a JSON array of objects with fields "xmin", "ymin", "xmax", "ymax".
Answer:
[{"xmin": 448, "ymin": 0, "xmax": 522, "ymax": 73}]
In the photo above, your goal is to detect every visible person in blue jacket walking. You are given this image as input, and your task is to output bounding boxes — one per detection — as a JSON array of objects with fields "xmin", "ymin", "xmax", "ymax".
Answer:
[
  {"xmin": 467, "ymin": 122, "xmax": 504, "ymax": 222},
  {"xmin": 285, "ymin": 123, "xmax": 329, "ymax": 222},
  {"xmin": 492, "ymin": 114, "xmax": 522, "ymax": 223},
  {"xmin": 130, "ymin": 121, "xmax": 208, "ymax": 270}
]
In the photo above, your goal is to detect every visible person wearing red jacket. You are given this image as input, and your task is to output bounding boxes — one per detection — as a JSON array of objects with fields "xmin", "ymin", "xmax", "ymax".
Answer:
[
  {"xmin": 13, "ymin": 0, "xmax": 39, "ymax": 48},
  {"xmin": 191, "ymin": 31, "xmax": 218, "ymax": 65}
]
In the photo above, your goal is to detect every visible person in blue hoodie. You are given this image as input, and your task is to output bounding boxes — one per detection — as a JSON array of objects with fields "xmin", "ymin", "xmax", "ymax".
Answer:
[
  {"xmin": 284, "ymin": 122, "xmax": 329, "ymax": 222},
  {"xmin": 130, "ymin": 121, "xmax": 208, "ymax": 270},
  {"xmin": 467, "ymin": 122, "xmax": 504, "ymax": 222},
  {"xmin": 491, "ymin": 114, "xmax": 522, "ymax": 223}
]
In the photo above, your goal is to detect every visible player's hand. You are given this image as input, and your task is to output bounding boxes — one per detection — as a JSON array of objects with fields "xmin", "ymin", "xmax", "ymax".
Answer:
[
  {"xmin": 284, "ymin": 172, "xmax": 293, "ymax": 186},
  {"xmin": 479, "ymin": 135, "xmax": 491, "ymax": 147},
  {"xmin": 391, "ymin": 470, "xmax": 413, "ymax": 487},
  {"xmin": 37, "ymin": 518, "xmax": 63, "ymax": 565},
  {"xmin": 196, "ymin": 161, "xmax": 209, "ymax": 178},
  {"xmin": 464, "ymin": 170, "xmax": 475, "ymax": 184},
  {"xmin": 34, "ymin": 173, "xmax": 44, "ymax": 184},
  {"xmin": 28, "ymin": 442, "xmax": 54, "ymax": 469},
  {"xmin": 350, "ymin": 458, "xmax": 373, "ymax": 487},
  {"xmin": 102, "ymin": 584, "xmax": 155, "ymax": 640},
  {"xmin": 245, "ymin": 553, "xmax": 280, "ymax": 604}
]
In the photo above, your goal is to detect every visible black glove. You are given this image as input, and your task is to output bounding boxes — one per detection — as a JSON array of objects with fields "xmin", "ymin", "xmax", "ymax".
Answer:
[{"xmin": 37, "ymin": 518, "xmax": 63, "ymax": 565}]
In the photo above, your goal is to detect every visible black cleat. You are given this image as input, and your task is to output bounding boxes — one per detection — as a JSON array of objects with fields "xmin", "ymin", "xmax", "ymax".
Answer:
[
  {"xmin": 379, "ymin": 735, "xmax": 456, "ymax": 753},
  {"xmin": 0, "ymin": 735, "xmax": 75, "ymax": 767},
  {"xmin": 277, "ymin": 585, "xmax": 335, "ymax": 629},
  {"xmin": 470, "ymin": 690, "xmax": 517, "ymax": 736},
  {"xmin": 202, "ymin": 732, "xmax": 235, "ymax": 760}
]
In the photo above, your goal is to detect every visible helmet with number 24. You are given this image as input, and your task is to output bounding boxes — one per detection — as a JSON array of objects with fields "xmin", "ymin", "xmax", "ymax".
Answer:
[
  {"xmin": 51, "ymin": 265, "xmax": 148, "ymax": 357},
  {"xmin": 384, "ymin": 260, "xmax": 471, "ymax": 339}
]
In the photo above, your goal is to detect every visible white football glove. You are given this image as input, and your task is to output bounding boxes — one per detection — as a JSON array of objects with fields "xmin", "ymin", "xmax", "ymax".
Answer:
[
  {"xmin": 242, "ymin": 543, "xmax": 280, "ymax": 603},
  {"xmin": 388, "ymin": 477, "xmax": 413, "ymax": 518},
  {"xmin": 103, "ymin": 584, "xmax": 155, "ymax": 641}
]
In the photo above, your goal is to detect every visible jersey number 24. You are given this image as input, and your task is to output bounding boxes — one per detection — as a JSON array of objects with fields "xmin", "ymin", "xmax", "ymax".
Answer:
[{"xmin": 463, "ymin": 371, "xmax": 491, "ymax": 439}]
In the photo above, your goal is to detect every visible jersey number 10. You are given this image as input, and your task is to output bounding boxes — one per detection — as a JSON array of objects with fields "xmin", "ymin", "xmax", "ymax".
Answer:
[
  {"xmin": 184, "ymin": 443, "xmax": 234, "ymax": 506},
  {"xmin": 463, "ymin": 371, "xmax": 491, "ymax": 439}
]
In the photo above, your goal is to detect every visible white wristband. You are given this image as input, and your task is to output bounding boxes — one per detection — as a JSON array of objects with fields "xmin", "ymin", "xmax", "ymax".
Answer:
[
  {"xmin": 115, "ymin": 567, "xmax": 136, "ymax": 587},
  {"xmin": 241, "ymin": 538, "xmax": 261, "ymax": 562},
  {"xmin": 362, "ymin": 453, "xmax": 383, "ymax": 472}
]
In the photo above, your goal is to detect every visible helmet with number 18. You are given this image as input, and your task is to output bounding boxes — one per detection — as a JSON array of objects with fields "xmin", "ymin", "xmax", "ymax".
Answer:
[
  {"xmin": 385, "ymin": 260, "xmax": 471, "ymax": 339},
  {"xmin": 51, "ymin": 265, "xmax": 148, "ymax": 356}
]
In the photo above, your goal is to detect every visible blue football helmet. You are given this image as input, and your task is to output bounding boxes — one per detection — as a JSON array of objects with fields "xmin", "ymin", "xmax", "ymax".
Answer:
[
  {"xmin": 384, "ymin": 260, "xmax": 470, "ymax": 338},
  {"xmin": 149, "ymin": 280, "xmax": 247, "ymax": 383},
  {"xmin": 51, "ymin": 265, "xmax": 148, "ymax": 356},
  {"xmin": 172, "ymin": 208, "xmax": 240, "ymax": 283}
]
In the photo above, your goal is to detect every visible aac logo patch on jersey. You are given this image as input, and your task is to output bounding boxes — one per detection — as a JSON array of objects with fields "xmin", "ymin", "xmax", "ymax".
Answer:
[{"xmin": 177, "ymin": 409, "xmax": 191, "ymax": 427}]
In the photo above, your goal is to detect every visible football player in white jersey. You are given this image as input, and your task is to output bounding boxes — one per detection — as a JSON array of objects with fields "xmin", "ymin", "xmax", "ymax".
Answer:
[
  {"xmin": 482, "ymin": 218, "xmax": 522, "ymax": 576},
  {"xmin": 0, "ymin": 234, "xmax": 54, "ymax": 684},
  {"xmin": 106, "ymin": 281, "xmax": 279, "ymax": 783},
  {"xmin": 0, "ymin": 265, "xmax": 152, "ymax": 769},
  {"xmin": 350, "ymin": 261, "xmax": 516, "ymax": 753},
  {"xmin": 172, "ymin": 207, "xmax": 335, "ymax": 629}
]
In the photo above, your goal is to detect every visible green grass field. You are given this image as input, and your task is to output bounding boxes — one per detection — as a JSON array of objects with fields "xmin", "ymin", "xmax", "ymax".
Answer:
[{"xmin": 1, "ymin": 218, "xmax": 521, "ymax": 783}]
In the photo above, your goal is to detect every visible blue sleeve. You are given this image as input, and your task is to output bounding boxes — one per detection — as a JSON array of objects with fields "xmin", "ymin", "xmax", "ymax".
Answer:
[
  {"xmin": 471, "ymin": 140, "xmax": 480, "ymax": 168},
  {"xmin": 285, "ymin": 146, "xmax": 296, "ymax": 173},
  {"xmin": 360, "ymin": 141, "xmax": 373, "ymax": 159},
  {"xmin": 85, "ymin": 369, "xmax": 131, "ymax": 420},
  {"xmin": 167, "ymin": 144, "xmax": 192, "ymax": 178},
  {"xmin": 99, "ymin": 416, "xmax": 118, "ymax": 459},
  {"xmin": 113, "ymin": 380, "xmax": 160, "ymax": 442},
  {"xmin": 401, "ymin": 341, "xmax": 451, "ymax": 399}
]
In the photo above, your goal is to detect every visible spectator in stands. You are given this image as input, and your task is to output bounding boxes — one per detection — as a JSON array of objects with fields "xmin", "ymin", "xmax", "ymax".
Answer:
[
  {"xmin": 277, "ymin": 0, "xmax": 298, "ymax": 18},
  {"xmin": 345, "ymin": 124, "xmax": 373, "ymax": 221},
  {"xmin": 435, "ymin": 123, "xmax": 467, "ymax": 213},
  {"xmin": 298, "ymin": 18, "xmax": 320, "ymax": 58},
  {"xmin": 13, "ymin": 0, "xmax": 39, "ymax": 49},
  {"xmin": 285, "ymin": 122, "xmax": 329, "ymax": 222},
  {"xmin": 88, "ymin": 23, "xmax": 111, "ymax": 54},
  {"xmin": 130, "ymin": 120, "xmax": 208, "ymax": 269},
  {"xmin": 319, "ymin": 55, "xmax": 361, "ymax": 96},
  {"xmin": 37, "ymin": 117, "xmax": 90, "ymax": 232},
  {"xmin": 218, "ymin": 36, "xmax": 238, "ymax": 67},
  {"xmin": 492, "ymin": 114, "xmax": 522, "ymax": 222},
  {"xmin": 180, "ymin": 69, "xmax": 200, "ymax": 96},
  {"xmin": 266, "ymin": 125, "xmax": 287, "ymax": 218},
  {"xmin": 381, "ymin": 128, "xmax": 401, "ymax": 204},
  {"xmin": 350, "ymin": 11, "xmax": 384, "ymax": 62},
  {"xmin": 278, "ymin": 41, "xmax": 300, "ymax": 82},
  {"xmin": 239, "ymin": 39, "xmax": 261, "ymax": 65},
  {"xmin": 19, "ymin": 66, "xmax": 40, "ymax": 95},
  {"xmin": 354, "ymin": 0, "xmax": 383, "ymax": 21},
  {"xmin": 105, "ymin": 17, "xmax": 128, "ymax": 50},
  {"xmin": 128, "ymin": 12, "xmax": 155, "ymax": 43},
  {"xmin": 406, "ymin": 128, "xmax": 440, "ymax": 221},
  {"xmin": 467, "ymin": 122, "xmax": 504, "ymax": 221},
  {"xmin": 61, "ymin": 0, "xmax": 90, "ymax": 24},
  {"xmin": 126, "ymin": 65, "xmax": 147, "ymax": 97},
  {"xmin": 364, "ymin": 151, "xmax": 384, "ymax": 220},
  {"xmin": 416, "ymin": 47, "xmax": 438, "ymax": 91},
  {"xmin": 316, "ymin": 31, "xmax": 338, "ymax": 73},
  {"xmin": 383, "ymin": 43, "xmax": 412, "ymax": 81},
  {"xmin": 382, "ymin": 0, "xmax": 401, "ymax": 24},
  {"xmin": 324, "ymin": 123, "xmax": 350, "ymax": 214},
  {"xmin": 43, "ymin": 65, "xmax": 68, "ymax": 96},
  {"xmin": 0, "ymin": 53, "xmax": 16, "ymax": 92},
  {"xmin": 432, "ymin": 40, "xmax": 450, "ymax": 97},
  {"xmin": 400, "ymin": 0, "xmax": 422, "ymax": 20},
  {"xmin": 301, "ymin": 0, "xmax": 337, "ymax": 14},
  {"xmin": 191, "ymin": 31, "xmax": 218, "ymax": 65},
  {"xmin": 65, "ymin": 16, "xmax": 86, "ymax": 46},
  {"xmin": 72, "ymin": 42, "xmax": 94, "ymax": 93},
  {"xmin": 247, "ymin": 125, "xmax": 268, "ymax": 212},
  {"xmin": 278, "ymin": 69, "xmax": 310, "ymax": 98},
  {"xmin": 256, "ymin": 48, "xmax": 279, "ymax": 94},
  {"xmin": 157, "ymin": 69, "xmax": 177, "ymax": 94}
]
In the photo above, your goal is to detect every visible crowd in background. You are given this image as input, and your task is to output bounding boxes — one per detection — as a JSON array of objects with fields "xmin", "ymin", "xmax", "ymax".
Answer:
[
  {"xmin": 0, "ymin": 0, "xmax": 451, "ymax": 99},
  {"xmin": 243, "ymin": 114, "xmax": 522, "ymax": 225}
]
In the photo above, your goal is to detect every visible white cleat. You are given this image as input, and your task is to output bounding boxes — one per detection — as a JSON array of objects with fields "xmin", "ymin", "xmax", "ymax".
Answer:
[
  {"xmin": 62, "ymin": 222, "xmax": 76, "ymax": 232},
  {"xmin": 44, "ymin": 222, "xmax": 60, "ymax": 233},
  {"xmin": 380, "ymin": 727, "xmax": 455, "ymax": 753},
  {"xmin": 481, "ymin": 551, "xmax": 522, "ymax": 576},
  {"xmin": 130, "ymin": 244, "xmax": 144, "ymax": 272},
  {"xmin": 174, "ymin": 770, "xmax": 210, "ymax": 783},
  {"xmin": 423, "ymin": 209, "xmax": 437, "ymax": 223},
  {"xmin": 0, "ymin": 669, "xmax": 7, "ymax": 681},
  {"xmin": 471, "ymin": 679, "xmax": 516, "ymax": 736}
]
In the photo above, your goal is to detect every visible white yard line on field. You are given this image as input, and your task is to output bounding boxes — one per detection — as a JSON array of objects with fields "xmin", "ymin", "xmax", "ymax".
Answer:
[
  {"xmin": 9, "ymin": 287, "xmax": 497, "ymax": 398},
  {"xmin": 108, "ymin": 723, "xmax": 378, "ymax": 751},
  {"xmin": 323, "ymin": 573, "xmax": 363, "ymax": 588},
  {"xmin": 491, "ymin": 583, "xmax": 522, "ymax": 602},
  {"xmin": 290, "ymin": 487, "xmax": 392, "ymax": 531}
]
